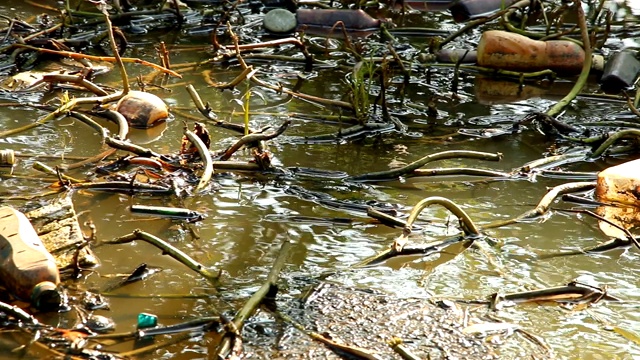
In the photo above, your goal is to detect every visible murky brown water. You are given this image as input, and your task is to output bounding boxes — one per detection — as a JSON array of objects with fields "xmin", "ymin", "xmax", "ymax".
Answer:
[{"xmin": 1, "ymin": 0, "xmax": 640, "ymax": 358}]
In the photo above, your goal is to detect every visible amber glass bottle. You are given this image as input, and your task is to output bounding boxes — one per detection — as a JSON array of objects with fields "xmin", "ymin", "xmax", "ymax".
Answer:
[{"xmin": 0, "ymin": 207, "xmax": 61, "ymax": 311}]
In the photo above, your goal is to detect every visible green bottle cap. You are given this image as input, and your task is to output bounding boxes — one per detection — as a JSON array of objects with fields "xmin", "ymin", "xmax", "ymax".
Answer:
[
  {"xmin": 137, "ymin": 312, "xmax": 158, "ymax": 329},
  {"xmin": 32, "ymin": 282, "xmax": 61, "ymax": 311}
]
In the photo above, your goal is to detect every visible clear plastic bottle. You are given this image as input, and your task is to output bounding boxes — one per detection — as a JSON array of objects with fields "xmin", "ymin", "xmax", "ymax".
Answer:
[{"xmin": 0, "ymin": 206, "xmax": 61, "ymax": 311}]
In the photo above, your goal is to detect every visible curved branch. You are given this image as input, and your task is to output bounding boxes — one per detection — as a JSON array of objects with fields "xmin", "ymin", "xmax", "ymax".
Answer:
[
  {"xmin": 184, "ymin": 128, "xmax": 214, "ymax": 192},
  {"xmin": 220, "ymin": 121, "xmax": 291, "ymax": 161},
  {"xmin": 348, "ymin": 150, "xmax": 502, "ymax": 182},
  {"xmin": 186, "ymin": 84, "xmax": 248, "ymax": 134},
  {"xmin": 411, "ymin": 167, "xmax": 510, "ymax": 178},
  {"xmin": 589, "ymin": 129, "xmax": 640, "ymax": 158},
  {"xmin": 482, "ymin": 181, "xmax": 596, "ymax": 229},
  {"xmin": 105, "ymin": 230, "xmax": 219, "ymax": 283},
  {"xmin": 393, "ymin": 196, "xmax": 480, "ymax": 252},
  {"xmin": 11, "ymin": 44, "xmax": 181, "ymax": 78}
]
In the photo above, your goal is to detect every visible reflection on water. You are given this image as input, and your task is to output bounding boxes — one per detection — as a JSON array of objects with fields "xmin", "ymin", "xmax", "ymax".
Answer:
[{"xmin": 0, "ymin": 0, "xmax": 639, "ymax": 358}]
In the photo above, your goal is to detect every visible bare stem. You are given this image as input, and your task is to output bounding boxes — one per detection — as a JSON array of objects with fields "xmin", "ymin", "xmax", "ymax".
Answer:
[
  {"xmin": 348, "ymin": 150, "xmax": 502, "ymax": 182},
  {"xmin": 546, "ymin": 0, "xmax": 592, "ymax": 117},
  {"xmin": 100, "ymin": 4, "xmax": 129, "ymax": 93},
  {"xmin": 106, "ymin": 230, "xmax": 219, "ymax": 283}
]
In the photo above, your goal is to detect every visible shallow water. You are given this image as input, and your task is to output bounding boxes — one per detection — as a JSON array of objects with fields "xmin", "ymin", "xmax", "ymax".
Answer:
[{"xmin": 1, "ymin": 0, "xmax": 640, "ymax": 359}]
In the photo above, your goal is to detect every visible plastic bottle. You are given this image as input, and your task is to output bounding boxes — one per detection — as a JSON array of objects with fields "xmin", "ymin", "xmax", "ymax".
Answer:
[
  {"xmin": 435, "ymin": 49, "xmax": 477, "ymax": 63},
  {"xmin": 0, "ymin": 149, "xmax": 14, "ymax": 166},
  {"xmin": 0, "ymin": 149, "xmax": 15, "ymax": 175},
  {"xmin": 600, "ymin": 51, "xmax": 640, "ymax": 94},
  {"xmin": 0, "ymin": 206, "xmax": 61, "ymax": 311},
  {"xmin": 264, "ymin": 8, "xmax": 381, "ymax": 34},
  {"xmin": 400, "ymin": 0, "xmax": 454, "ymax": 12},
  {"xmin": 476, "ymin": 30, "xmax": 604, "ymax": 75},
  {"xmin": 297, "ymin": 9, "xmax": 381, "ymax": 30},
  {"xmin": 449, "ymin": 0, "xmax": 519, "ymax": 22}
]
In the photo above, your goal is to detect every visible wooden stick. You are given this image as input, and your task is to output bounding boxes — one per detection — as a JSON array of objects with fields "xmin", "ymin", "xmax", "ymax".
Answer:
[
  {"xmin": 216, "ymin": 238, "xmax": 290, "ymax": 358},
  {"xmin": 348, "ymin": 150, "xmax": 502, "ymax": 182},
  {"xmin": 105, "ymin": 230, "xmax": 219, "ymax": 283},
  {"xmin": 184, "ymin": 127, "xmax": 213, "ymax": 192},
  {"xmin": 12, "ymin": 44, "xmax": 181, "ymax": 78}
]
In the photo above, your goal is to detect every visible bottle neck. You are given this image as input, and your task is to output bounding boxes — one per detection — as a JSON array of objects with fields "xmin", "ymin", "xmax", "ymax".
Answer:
[{"xmin": 32, "ymin": 281, "xmax": 61, "ymax": 311}]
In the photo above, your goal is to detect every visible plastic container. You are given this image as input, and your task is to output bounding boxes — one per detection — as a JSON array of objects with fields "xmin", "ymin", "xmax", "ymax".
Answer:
[
  {"xmin": 0, "ymin": 149, "xmax": 15, "ymax": 166},
  {"xmin": 137, "ymin": 312, "xmax": 158, "ymax": 342},
  {"xmin": 0, "ymin": 207, "xmax": 61, "ymax": 311},
  {"xmin": 296, "ymin": 9, "xmax": 381, "ymax": 30},
  {"xmin": 600, "ymin": 51, "xmax": 640, "ymax": 94},
  {"xmin": 435, "ymin": 49, "xmax": 477, "ymax": 63},
  {"xmin": 400, "ymin": 0, "xmax": 454, "ymax": 12},
  {"xmin": 264, "ymin": 9, "xmax": 382, "ymax": 34},
  {"xmin": 476, "ymin": 30, "xmax": 604, "ymax": 75},
  {"xmin": 449, "ymin": 0, "xmax": 519, "ymax": 22},
  {"xmin": 0, "ymin": 149, "xmax": 15, "ymax": 175},
  {"xmin": 137, "ymin": 312, "xmax": 159, "ymax": 329}
]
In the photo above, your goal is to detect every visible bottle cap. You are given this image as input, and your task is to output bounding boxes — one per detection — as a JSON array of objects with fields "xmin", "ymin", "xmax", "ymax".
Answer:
[
  {"xmin": 0, "ymin": 150, "xmax": 15, "ymax": 166},
  {"xmin": 600, "ymin": 51, "xmax": 640, "ymax": 93},
  {"xmin": 137, "ymin": 312, "xmax": 158, "ymax": 329},
  {"xmin": 137, "ymin": 312, "xmax": 158, "ymax": 340},
  {"xmin": 32, "ymin": 282, "xmax": 61, "ymax": 311},
  {"xmin": 263, "ymin": 9, "xmax": 297, "ymax": 33},
  {"xmin": 591, "ymin": 54, "xmax": 605, "ymax": 72}
]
